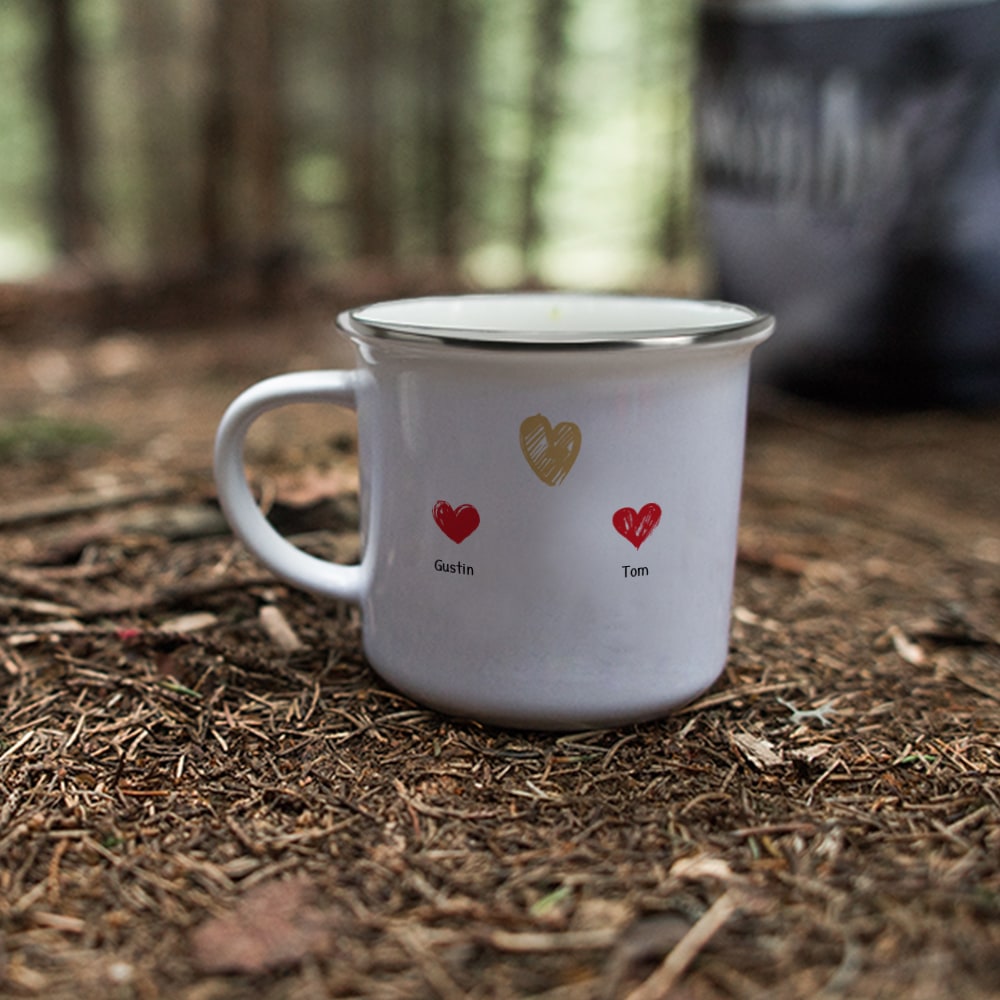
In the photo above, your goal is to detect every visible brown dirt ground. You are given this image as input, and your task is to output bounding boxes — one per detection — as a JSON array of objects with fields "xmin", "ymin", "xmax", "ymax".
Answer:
[{"xmin": 0, "ymin": 308, "xmax": 998, "ymax": 999}]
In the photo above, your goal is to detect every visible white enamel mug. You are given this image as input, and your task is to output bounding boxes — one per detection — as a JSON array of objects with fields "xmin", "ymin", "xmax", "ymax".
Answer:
[{"xmin": 214, "ymin": 294, "xmax": 774, "ymax": 729}]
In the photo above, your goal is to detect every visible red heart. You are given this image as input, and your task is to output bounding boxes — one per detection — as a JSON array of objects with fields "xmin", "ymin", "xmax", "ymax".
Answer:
[
  {"xmin": 433, "ymin": 501, "xmax": 481, "ymax": 544},
  {"xmin": 613, "ymin": 503, "xmax": 662, "ymax": 550}
]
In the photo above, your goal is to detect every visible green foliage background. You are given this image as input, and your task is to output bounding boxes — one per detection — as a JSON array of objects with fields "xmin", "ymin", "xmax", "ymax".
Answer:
[{"xmin": 0, "ymin": 0, "xmax": 698, "ymax": 289}]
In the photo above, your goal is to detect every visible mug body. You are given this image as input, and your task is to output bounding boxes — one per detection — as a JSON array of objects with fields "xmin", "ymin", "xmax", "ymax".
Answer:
[{"xmin": 342, "ymin": 295, "xmax": 771, "ymax": 728}]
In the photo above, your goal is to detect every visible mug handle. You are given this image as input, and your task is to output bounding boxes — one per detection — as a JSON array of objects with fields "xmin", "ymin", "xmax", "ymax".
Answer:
[{"xmin": 214, "ymin": 370, "xmax": 365, "ymax": 603}]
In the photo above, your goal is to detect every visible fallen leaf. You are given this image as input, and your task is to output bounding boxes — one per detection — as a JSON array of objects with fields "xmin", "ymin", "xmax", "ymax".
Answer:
[
  {"xmin": 887, "ymin": 624, "xmax": 926, "ymax": 666},
  {"xmin": 159, "ymin": 612, "xmax": 218, "ymax": 634},
  {"xmin": 189, "ymin": 877, "xmax": 335, "ymax": 974},
  {"xmin": 259, "ymin": 604, "xmax": 303, "ymax": 652},
  {"xmin": 669, "ymin": 854, "xmax": 735, "ymax": 882},
  {"xmin": 789, "ymin": 744, "xmax": 833, "ymax": 764},
  {"xmin": 732, "ymin": 605, "xmax": 781, "ymax": 632},
  {"xmin": 731, "ymin": 731, "xmax": 784, "ymax": 769}
]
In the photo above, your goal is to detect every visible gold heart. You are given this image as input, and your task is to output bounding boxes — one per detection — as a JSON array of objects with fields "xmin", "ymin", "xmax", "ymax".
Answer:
[{"xmin": 519, "ymin": 414, "xmax": 581, "ymax": 486}]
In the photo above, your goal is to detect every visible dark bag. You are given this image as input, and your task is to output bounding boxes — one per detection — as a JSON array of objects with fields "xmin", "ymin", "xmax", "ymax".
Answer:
[{"xmin": 697, "ymin": 0, "xmax": 1000, "ymax": 406}]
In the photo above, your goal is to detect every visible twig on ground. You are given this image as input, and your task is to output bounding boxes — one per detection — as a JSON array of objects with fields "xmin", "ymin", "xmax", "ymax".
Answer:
[
  {"xmin": 0, "ymin": 483, "xmax": 183, "ymax": 529},
  {"xmin": 623, "ymin": 891, "xmax": 740, "ymax": 1000}
]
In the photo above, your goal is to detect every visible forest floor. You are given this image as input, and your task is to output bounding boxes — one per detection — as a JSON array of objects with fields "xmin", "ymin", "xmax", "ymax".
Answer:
[{"xmin": 0, "ymin": 304, "xmax": 998, "ymax": 999}]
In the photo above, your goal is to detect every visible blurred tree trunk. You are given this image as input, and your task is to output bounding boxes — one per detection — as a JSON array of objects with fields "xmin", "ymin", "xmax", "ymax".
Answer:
[
  {"xmin": 416, "ymin": 0, "xmax": 472, "ymax": 261},
  {"xmin": 41, "ymin": 0, "xmax": 93, "ymax": 259},
  {"xmin": 233, "ymin": 0, "xmax": 286, "ymax": 253},
  {"xmin": 520, "ymin": 0, "xmax": 571, "ymax": 272},
  {"xmin": 198, "ymin": 0, "xmax": 239, "ymax": 262},
  {"xmin": 198, "ymin": 0, "xmax": 287, "ymax": 265},
  {"xmin": 650, "ymin": 0, "xmax": 697, "ymax": 262},
  {"xmin": 342, "ymin": 0, "xmax": 395, "ymax": 259},
  {"xmin": 125, "ymin": 1, "xmax": 190, "ymax": 266}
]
